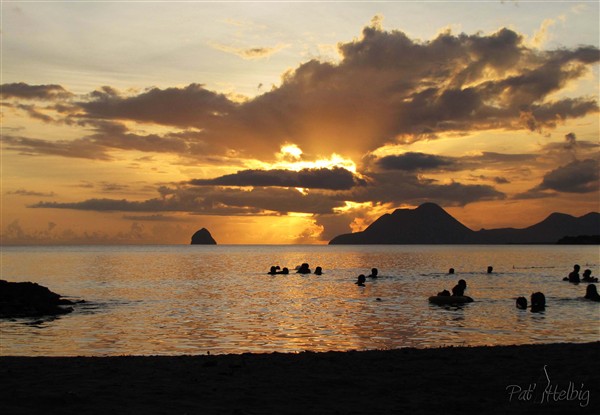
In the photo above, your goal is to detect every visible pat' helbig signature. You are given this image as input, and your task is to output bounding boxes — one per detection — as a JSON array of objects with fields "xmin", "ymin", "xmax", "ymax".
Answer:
[{"xmin": 506, "ymin": 365, "xmax": 590, "ymax": 407}]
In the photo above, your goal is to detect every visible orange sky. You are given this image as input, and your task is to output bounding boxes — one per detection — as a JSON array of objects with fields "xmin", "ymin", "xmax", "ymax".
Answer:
[{"xmin": 1, "ymin": 2, "xmax": 599, "ymax": 244}]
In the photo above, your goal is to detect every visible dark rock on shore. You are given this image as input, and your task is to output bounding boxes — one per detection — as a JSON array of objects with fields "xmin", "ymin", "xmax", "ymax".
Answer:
[
  {"xmin": 0, "ymin": 280, "xmax": 76, "ymax": 318},
  {"xmin": 191, "ymin": 228, "xmax": 217, "ymax": 245}
]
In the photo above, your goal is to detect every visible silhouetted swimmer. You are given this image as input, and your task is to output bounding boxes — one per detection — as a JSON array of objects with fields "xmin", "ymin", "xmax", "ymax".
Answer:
[
  {"xmin": 487, "ymin": 266, "xmax": 493, "ymax": 274},
  {"xmin": 355, "ymin": 274, "xmax": 366, "ymax": 287},
  {"xmin": 296, "ymin": 263, "xmax": 311, "ymax": 274},
  {"xmin": 452, "ymin": 279, "xmax": 467, "ymax": 297},
  {"xmin": 314, "ymin": 266, "xmax": 322, "ymax": 275},
  {"xmin": 564, "ymin": 264, "xmax": 581, "ymax": 283},
  {"xmin": 268, "ymin": 265, "xmax": 280, "ymax": 275},
  {"xmin": 278, "ymin": 267, "xmax": 289, "ymax": 275},
  {"xmin": 530, "ymin": 292, "xmax": 546, "ymax": 312},
  {"xmin": 582, "ymin": 269, "xmax": 598, "ymax": 283},
  {"xmin": 448, "ymin": 268, "xmax": 455, "ymax": 274},
  {"xmin": 367, "ymin": 268, "xmax": 378, "ymax": 278},
  {"xmin": 584, "ymin": 284, "xmax": 600, "ymax": 302},
  {"xmin": 516, "ymin": 296, "xmax": 528, "ymax": 310}
]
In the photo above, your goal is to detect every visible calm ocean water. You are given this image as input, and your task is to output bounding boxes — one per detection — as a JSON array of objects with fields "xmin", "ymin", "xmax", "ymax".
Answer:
[{"xmin": 1, "ymin": 245, "xmax": 598, "ymax": 356}]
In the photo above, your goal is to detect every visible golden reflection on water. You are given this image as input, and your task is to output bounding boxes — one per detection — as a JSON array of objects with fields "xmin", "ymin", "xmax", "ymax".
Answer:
[{"xmin": 1, "ymin": 245, "xmax": 598, "ymax": 356}]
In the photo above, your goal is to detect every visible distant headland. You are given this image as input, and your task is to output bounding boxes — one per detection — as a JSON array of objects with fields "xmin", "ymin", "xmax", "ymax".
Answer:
[
  {"xmin": 191, "ymin": 228, "xmax": 217, "ymax": 245},
  {"xmin": 329, "ymin": 203, "xmax": 600, "ymax": 245}
]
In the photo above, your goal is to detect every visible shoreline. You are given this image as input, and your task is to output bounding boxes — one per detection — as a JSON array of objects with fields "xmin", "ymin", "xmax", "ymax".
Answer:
[{"xmin": 2, "ymin": 342, "xmax": 598, "ymax": 414}]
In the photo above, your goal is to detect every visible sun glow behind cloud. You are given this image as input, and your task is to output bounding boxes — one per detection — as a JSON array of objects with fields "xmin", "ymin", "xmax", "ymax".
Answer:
[{"xmin": 273, "ymin": 143, "xmax": 358, "ymax": 173}]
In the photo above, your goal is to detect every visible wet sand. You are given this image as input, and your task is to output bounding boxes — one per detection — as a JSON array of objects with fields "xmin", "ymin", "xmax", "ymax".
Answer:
[{"xmin": 1, "ymin": 342, "xmax": 598, "ymax": 414}]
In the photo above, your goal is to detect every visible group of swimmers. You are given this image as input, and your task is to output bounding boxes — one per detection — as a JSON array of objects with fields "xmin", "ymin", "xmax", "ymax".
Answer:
[
  {"xmin": 268, "ymin": 263, "xmax": 323, "ymax": 275},
  {"xmin": 269, "ymin": 262, "xmax": 599, "ymax": 304},
  {"xmin": 436, "ymin": 279, "xmax": 467, "ymax": 297},
  {"xmin": 562, "ymin": 264, "xmax": 600, "ymax": 303},
  {"xmin": 564, "ymin": 264, "xmax": 599, "ymax": 283},
  {"xmin": 356, "ymin": 264, "xmax": 600, "ymax": 308},
  {"xmin": 514, "ymin": 284, "xmax": 600, "ymax": 308},
  {"xmin": 515, "ymin": 292, "xmax": 547, "ymax": 311},
  {"xmin": 354, "ymin": 268, "xmax": 379, "ymax": 286}
]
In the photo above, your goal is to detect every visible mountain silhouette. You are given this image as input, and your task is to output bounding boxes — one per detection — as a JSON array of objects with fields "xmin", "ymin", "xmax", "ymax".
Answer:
[
  {"xmin": 191, "ymin": 228, "xmax": 217, "ymax": 245},
  {"xmin": 475, "ymin": 211, "xmax": 600, "ymax": 244},
  {"xmin": 329, "ymin": 203, "xmax": 599, "ymax": 244}
]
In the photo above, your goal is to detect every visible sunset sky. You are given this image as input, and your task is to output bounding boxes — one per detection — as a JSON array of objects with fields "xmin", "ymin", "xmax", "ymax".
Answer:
[{"xmin": 1, "ymin": 0, "xmax": 599, "ymax": 245}]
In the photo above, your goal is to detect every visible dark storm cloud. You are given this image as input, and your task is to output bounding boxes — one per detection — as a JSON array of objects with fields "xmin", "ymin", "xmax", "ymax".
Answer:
[
  {"xmin": 14, "ymin": 24, "xmax": 591, "ymax": 160},
  {"xmin": 79, "ymin": 84, "xmax": 235, "ymax": 128},
  {"xmin": 334, "ymin": 170, "xmax": 506, "ymax": 207},
  {"xmin": 30, "ymin": 185, "xmax": 344, "ymax": 215},
  {"xmin": 30, "ymin": 168, "xmax": 503, "ymax": 216},
  {"xmin": 369, "ymin": 150, "xmax": 536, "ymax": 174},
  {"xmin": 537, "ymin": 159, "xmax": 599, "ymax": 193},
  {"xmin": 377, "ymin": 152, "xmax": 457, "ymax": 171},
  {"xmin": 1, "ymin": 82, "xmax": 73, "ymax": 100},
  {"xmin": 189, "ymin": 167, "xmax": 364, "ymax": 190},
  {"xmin": 230, "ymin": 28, "xmax": 598, "ymax": 156}
]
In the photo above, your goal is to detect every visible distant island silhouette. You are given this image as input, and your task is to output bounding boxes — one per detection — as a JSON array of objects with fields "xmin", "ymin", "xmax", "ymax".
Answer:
[
  {"xmin": 191, "ymin": 228, "xmax": 217, "ymax": 245},
  {"xmin": 329, "ymin": 203, "xmax": 600, "ymax": 244},
  {"xmin": 557, "ymin": 235, "xmax": 600, "ymax": 245}
]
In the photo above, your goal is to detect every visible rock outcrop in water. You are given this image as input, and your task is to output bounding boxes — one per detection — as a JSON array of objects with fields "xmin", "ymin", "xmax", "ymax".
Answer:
[
  {"xmin": 191, "ymin": 228, "xmax": 217, "ymax": 245},
  {"xmin": 329, "ymin": 203, "xmax": 600, "ymax": 244},
  {"xmin": 0, "ymin": 280, "xmax": 77, "ymax": 318}
]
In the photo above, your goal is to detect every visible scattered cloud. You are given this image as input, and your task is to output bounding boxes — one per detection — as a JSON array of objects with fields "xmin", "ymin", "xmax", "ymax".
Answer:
[
  {"xmin": 6, "ymin": 188, "xmax": 56, "ymax": 197},
  {"xmin": 0, "ymin": 219, "xmax": 188, "ymax": 245},
  {"xmin": 100, "ymin": 182, "xmax": 131, "ymax": 193},
  {"xmin": 209, "ymin": 42, "xmax": 289, "ymax": 59},
  {"xmin": 1, "ymin": 82, "xmax": 73, "ymax": 100},
  {"xmin": 529, "ymin": 18, "xmax": 558, "ymax": 48},
  {"xmin": 122, "ymin": 214, "xmax": 190, "ymax": 222},
  {"xmin": 2, "ymin": 134, "xmax": 113, "ymax": 160}
]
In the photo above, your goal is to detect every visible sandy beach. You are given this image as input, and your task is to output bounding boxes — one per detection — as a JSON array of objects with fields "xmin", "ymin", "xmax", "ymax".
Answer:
[{"xmin": 1, "ymin": 342, "xmax": 598, "ymax": 414}]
